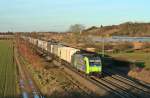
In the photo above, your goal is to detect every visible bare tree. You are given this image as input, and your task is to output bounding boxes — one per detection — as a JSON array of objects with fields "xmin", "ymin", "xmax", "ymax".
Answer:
[
  {"xmin": 69, "ymin": 24, "xmax": 85, "ymax": 33},
  {"xmin": 68, "ymin": 24, "xmax": 85, "ymax": 43}
]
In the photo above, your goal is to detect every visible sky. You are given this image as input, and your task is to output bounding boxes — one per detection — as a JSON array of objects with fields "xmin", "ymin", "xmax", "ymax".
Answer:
[{"xmin": 0, "ymin": 0, "xmax": 150, "ymax": 32}]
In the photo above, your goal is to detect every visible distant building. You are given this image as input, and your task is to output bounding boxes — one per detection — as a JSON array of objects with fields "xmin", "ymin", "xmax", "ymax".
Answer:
[
  {"xmin": 89, "ymin": 36, "xmax": 150, "ymax": 42},
  {"xmin": 0, "ymin": 33, "xmax": 14, "ymax": 39}
]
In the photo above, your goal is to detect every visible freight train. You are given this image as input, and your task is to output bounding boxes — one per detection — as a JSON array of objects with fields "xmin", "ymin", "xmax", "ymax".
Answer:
[{"xmin": 21, "ymin": 36, "xmax": 102, "ymax": 74}]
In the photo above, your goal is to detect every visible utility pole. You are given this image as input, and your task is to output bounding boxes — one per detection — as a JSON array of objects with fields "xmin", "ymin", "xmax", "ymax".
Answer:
[
  {"xmin": 11, "ymin": 28, "xmax": 13, "ymax": 33},
  {"xmin": 80, "ymin": 30, "xmax": 82, "ymax": 35},
  {"xmin": 102, "ymin": 36, "xmax": 105, "ymax": 57}
]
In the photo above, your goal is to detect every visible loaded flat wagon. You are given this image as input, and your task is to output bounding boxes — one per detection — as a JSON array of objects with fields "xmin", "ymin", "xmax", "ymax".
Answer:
[
  {"xmin": 59, "ymin": 47, "xmax": 79, "ymax": 63},
  {"xmin": 29, "ymin": 37, "xmax": 32, "ymax": 44},
  {"xmin": 52, "ymin": 44, "xmax": 59, "ymax": 56},
  {"xmin": 59, "ymin": 47, "xmax": 68, "ymax": 61},
  {"xmin": 66, "ymin": 47, "xmax": 79, "ymax": 63},
  {"xmin": 21, "ymin": 36, "xmax": 28, "ymax": 40},
  {"xmin": 29, "ymin": 38, "xmax": 37, "ymax": 45},
  {"xmin": 52, "ymin": 44, "xmax": 66, "ymax": 56},
  {"xmin": 37, "ymin": 40, "xmax": 48, "ymax": 51},
  {"xmin": 32, "ymin": 38, "xmax": 38, "ymax": 45},
  {"xmin": 37, "ymin": 39, "xmax": 42, "ymax": 48},
  {"xmin": 42, "ymin": 41, "xmax": 48, "ymax": 51},
  {"xmin": 50, "ymin": 44, "xmax": 54, "ymax": 53},
  {"xmin": 47, "ymin": 42, "xmax": 57, "ymax": 54},
  {"xmin": 57, "ymin": 45, "xmax": 65, "ymax": 57},
  {"xmin": 47, "ymin": 43, "xmax": 53, "ymax": 53}
]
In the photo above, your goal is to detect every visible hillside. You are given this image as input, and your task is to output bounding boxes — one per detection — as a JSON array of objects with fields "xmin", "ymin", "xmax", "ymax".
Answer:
[
  {"xmin": 27, "ymin": 22, "xmax": 150, "ymax": 50},
  {"xmin": 83, "ymin": 22, "xmax": 150, "ymax": 37}
]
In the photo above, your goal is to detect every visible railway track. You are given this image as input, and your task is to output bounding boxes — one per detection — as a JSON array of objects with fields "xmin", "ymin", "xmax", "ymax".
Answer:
[
  {"xmin": 106, "ymin": 68, "xmax": 150, "ymax": 90},
  {"xmin": 103, "ymin": 69, "xmax": 150, "ymax": 98},
  {"xmin": 56, "ymin": 66, "xmax": 93, "ymax": 96},
  {"xmin": 15, "ymin": 47, "xmax": 32, "ymax": 98},
  {"xmin": 15, "ymin": 47, "xmax": 44, "ymax": 98},
  {"xmin": 104, "ymin": 69, "xmax": 150, "ymax": 92},
  {"xmin": 20, "ymin": 55, "xmax": 43, "ymax": 98},
  {"xmin": 61, "ymin": 61, "xmax": 150, "ymax": 98},
  {"xmin": 109, "ymin": 67, "xmax": 150, "ymax": 89},
  {"xmin": 35, "ymin": 48, "xmax": 144, "ymax": 98},
  {"xmin": 91, "ymin": 76, "xmax": 134, "ymax": 98},
  {"xmin": 61, "ymin": 61, "xmax": 127, "ymax": 98}
]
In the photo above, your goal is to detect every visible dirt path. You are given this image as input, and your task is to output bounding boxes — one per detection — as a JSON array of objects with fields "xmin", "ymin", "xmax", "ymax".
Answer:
[{"xmin": 15, "ymin": 47, "xmax": 43, "ymax": 98}]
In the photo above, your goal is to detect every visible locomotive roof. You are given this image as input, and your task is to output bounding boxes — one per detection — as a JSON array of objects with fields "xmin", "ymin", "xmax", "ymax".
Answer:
[{"xmin": 75, "ymin": 51, "xmax": 100, "ymax": 57}]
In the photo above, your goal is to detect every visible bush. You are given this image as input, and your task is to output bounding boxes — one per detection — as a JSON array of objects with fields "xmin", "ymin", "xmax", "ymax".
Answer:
[{"xmin": 114, "ymin": 42, "xmax": 134, "ymax": 52}]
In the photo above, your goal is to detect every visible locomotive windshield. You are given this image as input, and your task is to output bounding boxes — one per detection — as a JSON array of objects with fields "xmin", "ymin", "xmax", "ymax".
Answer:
[{"xmin": 89, "ymin": 57, "xmax": 101, "ymax": 66}]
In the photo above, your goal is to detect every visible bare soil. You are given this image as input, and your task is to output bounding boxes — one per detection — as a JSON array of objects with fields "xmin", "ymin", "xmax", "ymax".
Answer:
[{"xmin": 128, "ymin": 69, "xmax": 150, "ymax": 83}]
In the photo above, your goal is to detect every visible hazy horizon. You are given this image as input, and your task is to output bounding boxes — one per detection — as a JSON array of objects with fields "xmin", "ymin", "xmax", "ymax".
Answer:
[{"xmin": 0, "ymin": 0, "xmax": 150, "ymax": 32}]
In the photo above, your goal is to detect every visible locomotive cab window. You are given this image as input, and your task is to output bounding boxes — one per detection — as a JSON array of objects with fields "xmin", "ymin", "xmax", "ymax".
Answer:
[{"xmin": 89, "ymin": 57, "xmax": 101, "ymax": 66}]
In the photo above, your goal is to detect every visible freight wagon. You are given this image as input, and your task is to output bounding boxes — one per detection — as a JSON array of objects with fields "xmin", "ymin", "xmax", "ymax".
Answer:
[
  {"xmin": 59, "ymin": 46, "xmax": 79, "ymax": 63},
  {"xmin": 29, "ymin": 37, "xmax": 38, "ymax": 45},
  {"xmin": 32, "ymin": 38, "xmax": 38, "ymax": 45},
  {"xmin": 37, "ymin": 39, "xmax": 48, "ymax": 51}
]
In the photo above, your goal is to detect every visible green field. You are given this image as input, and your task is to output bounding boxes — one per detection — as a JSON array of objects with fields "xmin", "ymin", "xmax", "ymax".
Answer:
[
  {"xmin": 109, "ymin": 52, "xmax": 150, "ymax": 69},
  {"xmin": 0, "ymin": 40, "xmax": 17, "ymax": 97}
]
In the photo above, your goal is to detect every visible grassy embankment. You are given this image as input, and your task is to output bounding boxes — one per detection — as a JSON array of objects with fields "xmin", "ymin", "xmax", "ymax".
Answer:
[{"xmin": 109, "ymin": 51, "xmax": 150, "ymax": 69}]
